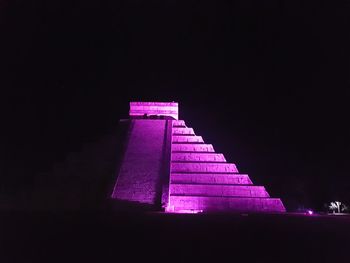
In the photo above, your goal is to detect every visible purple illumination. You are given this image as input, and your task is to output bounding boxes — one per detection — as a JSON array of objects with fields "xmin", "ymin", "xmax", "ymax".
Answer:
[
  {"xmin": 112, "ymin": 102, "xmax": 286, "ymax": 213},
  {"xmin": 307, "ymin": 210, "xmax": 313, "ymax": 215}
]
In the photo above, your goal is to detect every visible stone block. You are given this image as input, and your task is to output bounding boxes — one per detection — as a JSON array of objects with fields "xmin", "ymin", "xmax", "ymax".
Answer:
[
  {"xmin": 129, "ymin": 102, "xmax": 178, "ymax": 119},
  {"xmin": 172, "ymin": 127, "xmax": 195, "ymax": 135},
  {"xmin": 171, "ymin": 162, "xmax": 238, "ymax": 173},
  {"xmin": 172, "ymin": 136, "xmax": 204, "ymax": 143},
  {"xmin": 171, "ymin": 153, "xmax": 225, "ymax": 162},
  {"xmin": 173, "ymin": 120, "xmax": 186, "ymax": 127},
  {"xmin": 171, "ymin": 144, "xmax": 214, "ymax": 152}
]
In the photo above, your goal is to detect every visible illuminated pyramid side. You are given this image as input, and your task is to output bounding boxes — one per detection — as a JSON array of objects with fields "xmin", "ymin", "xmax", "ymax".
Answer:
[{"xmin": 166, "ymin": 119, "xmax": 285, "ymax": 213}]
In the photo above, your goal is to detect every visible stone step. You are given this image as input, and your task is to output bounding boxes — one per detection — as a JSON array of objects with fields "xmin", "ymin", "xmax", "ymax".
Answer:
[
  {"xmin": 171, "ymin": 173, "xmax": 252, "ymax": 185},
  {"xmin": 167, "ymin": 196, "xmax": 286, "ymax": 213},
  {"xmin": 172, "ymin": 144, "xmax": 214, "ymax": 152},
  {"xmin": 172, "ymin": 127, "xmax": 195, "ymax": 135},
  {"xmin": 173, "ymin": 120, "xmax": 186, "ymax": 127},
  {"xmin": 171, "ymin": 153, "xmax": 226, "ymax": 162},
  {"xmin": 171, "ymin": 162, "xmax": 238, "ymax": 173},
  {"xmin": 170, "ymin": 184, "xmax": 269, "ymax": 197},
  {"xmin": 172, "ymin": 136, "xmax": 204, "ymax": 144}
]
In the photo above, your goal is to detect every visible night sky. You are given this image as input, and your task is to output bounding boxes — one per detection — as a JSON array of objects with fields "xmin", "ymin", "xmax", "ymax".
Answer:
[{"xmin": 1, "ymin": 0, "xmax": 350, "ymax": 211}]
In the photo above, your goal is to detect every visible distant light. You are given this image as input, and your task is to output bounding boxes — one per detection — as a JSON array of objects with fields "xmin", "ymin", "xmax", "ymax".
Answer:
[
  {"xmin": 307, "ymin": 210, "xmax": 313, "ymax": 215},
  {"xmin": 173, "ymin": 209, "xmax": 203, "ymax": 214}
]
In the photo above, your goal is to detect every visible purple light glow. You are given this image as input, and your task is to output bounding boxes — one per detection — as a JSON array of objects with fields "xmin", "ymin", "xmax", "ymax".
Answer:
[{"xmin": 307, "ymin": 210, "xmax": 313, "ymax": 215}]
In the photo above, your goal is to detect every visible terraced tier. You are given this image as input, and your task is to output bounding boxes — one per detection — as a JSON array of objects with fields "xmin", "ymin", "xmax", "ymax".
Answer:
[
  {"xmin": 172, "ymin": 144, "xmax": 215, "ymax": 152},
  {"xmin": 168, "ymin": 196, "xmax": 286, "ymax": 213},
  {"xmin": 170, "ymin": 184, "xmax": 269, "ymax": 197},
  {"xmin": 171, "ymin": 162, "xmax": 238, "ymax": 173},
  {"xmin": 172, "ymin": 136, "xmax": 204, "ymax": 143},
  {"xmin": 171, "ymin": 173, "xmax": 253, "ymax": 185},
  {"xmin": 171, "ymin": 153, "xmax": 226, "ymax": 162},
  {"xmin": 172, "ymin": 127, "xmax": 195, "ymax": 135}
]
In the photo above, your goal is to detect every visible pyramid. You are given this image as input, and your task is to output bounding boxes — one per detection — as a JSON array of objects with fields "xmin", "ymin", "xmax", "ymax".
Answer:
[{"xmin": 112, "ymin": 102, "xmax": 285, "ymax": 213}]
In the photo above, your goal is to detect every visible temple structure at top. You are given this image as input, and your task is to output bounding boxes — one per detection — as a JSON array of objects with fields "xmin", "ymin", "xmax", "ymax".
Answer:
[{"xmin": 111, "ymin": 102, "xmax": 285, "ymax": 213}]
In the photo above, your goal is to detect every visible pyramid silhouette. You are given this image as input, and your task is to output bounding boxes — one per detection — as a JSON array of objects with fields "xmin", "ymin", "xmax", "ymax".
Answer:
[{"xmin": 112, "ymin": 102, "xmax": 285, "ymax": 213}]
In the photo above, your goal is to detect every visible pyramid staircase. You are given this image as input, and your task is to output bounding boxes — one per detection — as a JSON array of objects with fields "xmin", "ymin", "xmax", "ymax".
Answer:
[{"xmin": 166, "ymin": 120, "xmax": 285, "ymax": 213}]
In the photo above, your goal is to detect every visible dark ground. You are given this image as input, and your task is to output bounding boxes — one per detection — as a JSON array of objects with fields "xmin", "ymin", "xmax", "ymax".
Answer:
[{"xmin": 1, "ymin": 211, "xmax": 350, "ymax": 263}]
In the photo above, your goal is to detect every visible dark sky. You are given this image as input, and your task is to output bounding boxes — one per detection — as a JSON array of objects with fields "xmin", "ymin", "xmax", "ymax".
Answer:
[{"xmin": 1, "ymin": 0, "xmax": 350, "ymax": 211}]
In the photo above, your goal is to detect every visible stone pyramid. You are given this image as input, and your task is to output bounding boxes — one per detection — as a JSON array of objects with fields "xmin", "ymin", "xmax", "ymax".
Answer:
[{"xmin": 112, "ymin": 102, "xmax": 285, "ymax": 213}]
